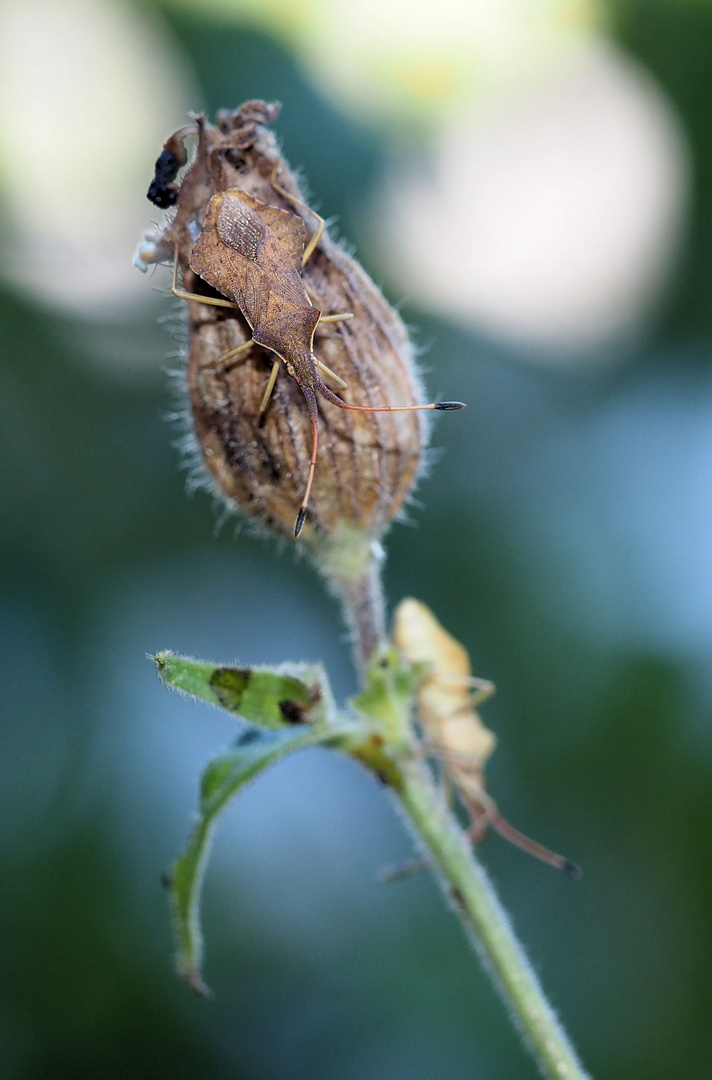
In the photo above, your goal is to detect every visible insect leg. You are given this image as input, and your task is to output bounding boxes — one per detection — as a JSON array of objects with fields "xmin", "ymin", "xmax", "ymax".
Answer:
[
  {"xmin": 378, "ymin": 857, "xmax": 428, "ymax": 884},
  {"xmin": 467, "ymin": 803, "xmax": 490, "ymax": 845},
  {"xmin": 467, "ymin": 677, "xmax": 497, "ymax": 708},
  {"xmin": 316, "ymin": 311, "xmax": 353, "ymax": 324},
  {"xmin": 306, "ymin": 292, "xmax": 353, "ymax": 322},
  {"xmin": 171, "ymin": 244, "xmax": 238, "ymax": 310},
  {"xmin": 199, "ymin": 339, "xmax": 254, "ymax": 373},
  {"xmin": 270, "ymin": 164, "xmax": 324, "ymax": 266},
  {"xmin": 422, "ymin": 672, "xmax": 496, "ymax": 709},
  {"xmin": 315, "ymin": 360, "xmax": 348, "ymax": 391},
  {"xmin": 267, "ymin": 171, "xmax": 353, "ymax": 314},
  {"xmin": 259, "ymin": 358, "xmax": 282, "ymax": 414}
]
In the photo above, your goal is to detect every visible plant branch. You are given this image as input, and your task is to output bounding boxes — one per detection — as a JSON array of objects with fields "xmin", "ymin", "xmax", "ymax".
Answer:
[
  {"xmin": 309, "ymin": 524, "xmax": 387, "ymax": 675},
  {"xmin": 391, "ymin": 755, "xmax": 590, "ymax": 1080},
  {"xmin": 339, "ymin": 583, "xmax": 590, "ymax": 1080}
]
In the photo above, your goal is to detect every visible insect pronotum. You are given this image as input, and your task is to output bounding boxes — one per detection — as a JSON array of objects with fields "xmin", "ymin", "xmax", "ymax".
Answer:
[{"xmin": 162, "ymin": 156, "xmax": 465, "ymax": 538}]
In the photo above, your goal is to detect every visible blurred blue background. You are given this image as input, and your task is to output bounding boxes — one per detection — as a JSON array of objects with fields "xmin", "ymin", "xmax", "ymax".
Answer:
[{"xmin": 1, "ymin": 1, "xmax": 711, "ymax": 1076}]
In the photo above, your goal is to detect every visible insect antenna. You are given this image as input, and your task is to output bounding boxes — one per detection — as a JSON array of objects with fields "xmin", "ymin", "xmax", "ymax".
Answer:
[
  {"xmin": 315, "ymin": 378, "xmax": 465, "ymax": 414},
  {"xmin": 293, "ymin": 376, "xmax": 464, "ymax": 537},
  {"xmin": 294, "ymin": 388, "xmax": 320, "ymax": 538},
  {"xmin": 480, "ymin": 802, "xmax": 581, "ymax": 879}
]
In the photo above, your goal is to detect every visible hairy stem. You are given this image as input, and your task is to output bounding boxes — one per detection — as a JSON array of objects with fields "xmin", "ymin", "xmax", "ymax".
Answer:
[
  {"xmin": 310, "ymin": 524, "xmax": 387, "ymax": 675},
  {"xmin": 318, "ymin": 525, "xmax": 589, "ymax": 1078},
  {"xmin": 334, "ymin": 556, "xmax": 385, "ymax": 673},
  {"xmin": 393, "ymin": 757, "xmax": 590, "ymax": 1080}
]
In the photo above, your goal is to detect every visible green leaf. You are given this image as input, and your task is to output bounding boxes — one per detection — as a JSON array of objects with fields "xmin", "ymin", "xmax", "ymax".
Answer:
[
  {"xmin": 154, "ymin": 652, "xmax": 329, "ymax": 729},
  {"xmin": 351, "ymin": 646, "xmax": 419, "ymax": 741},
  {"xmin": 166, "ymin": 725, "xmax": 337, "ymax": 994}
]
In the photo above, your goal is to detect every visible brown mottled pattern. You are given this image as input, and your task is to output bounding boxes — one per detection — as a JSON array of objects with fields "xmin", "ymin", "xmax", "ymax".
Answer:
[
  {"xmin": 163, "ymin": 101, "xmax": 427, "ymax": 540},
  {"xmin": 215, "ymin": 197, "xmax": 266, "ymax": 261}
]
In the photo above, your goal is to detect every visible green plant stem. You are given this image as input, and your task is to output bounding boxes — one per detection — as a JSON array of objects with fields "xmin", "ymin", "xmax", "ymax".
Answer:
[
  {"xmin": 393, "ymin": 757, "xmax": 590, "ymax": 1080},
  {"xmin": 310, "ymin": 525, "xmax": 387, "ymax": 675},
  {"xmin": 321, "ymin": 526, "xmax": 589, "ymax": 1077}
]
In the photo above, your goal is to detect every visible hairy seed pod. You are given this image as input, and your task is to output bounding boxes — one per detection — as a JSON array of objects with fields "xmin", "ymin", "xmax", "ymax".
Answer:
[{"xmin": 140, "ymin": 101, "xmax": 429, "ymax": 545}]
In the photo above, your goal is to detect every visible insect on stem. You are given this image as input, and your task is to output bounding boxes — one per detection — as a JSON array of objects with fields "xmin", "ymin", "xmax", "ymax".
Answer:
[
  {"xmin": 180, "ymin": 183, "xmax": 468, "ymax": 538},
  {"xmin": 143, "ymin": 104, "xmax": 460, "ymax": 542},
  {"xmin": 393, "ymin": 599, "xmax": 580, "ymax": 879},
  {"xmin": 146, "ymin": 108, "xmax": 466, "ymax": 540}
]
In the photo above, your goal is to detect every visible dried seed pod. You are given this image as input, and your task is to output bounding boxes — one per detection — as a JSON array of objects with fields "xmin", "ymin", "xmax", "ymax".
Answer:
[{"xmin": 140, "ymin": 102, "xmax": 433, "ymax": 543}]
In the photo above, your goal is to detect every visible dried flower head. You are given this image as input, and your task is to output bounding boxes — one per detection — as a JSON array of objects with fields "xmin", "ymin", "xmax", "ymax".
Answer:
[{"xmin": 138, "ymin": 101, "xmax": 449, "ymax": 545}]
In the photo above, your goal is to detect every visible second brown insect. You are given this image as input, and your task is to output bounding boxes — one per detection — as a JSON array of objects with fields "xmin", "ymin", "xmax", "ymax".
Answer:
[{"xmin": 168, "ymin": 166, "xmax": 465, "ymax": 538}]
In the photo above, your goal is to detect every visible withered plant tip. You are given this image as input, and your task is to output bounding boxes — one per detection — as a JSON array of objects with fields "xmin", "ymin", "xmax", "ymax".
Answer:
[
  {"xmin": 149, "ymin": 121, "xmax": 465, "ymax": 539},
  {"xmin": 147, "ymin": 126, "xmax": 194, "ymax": 209}
]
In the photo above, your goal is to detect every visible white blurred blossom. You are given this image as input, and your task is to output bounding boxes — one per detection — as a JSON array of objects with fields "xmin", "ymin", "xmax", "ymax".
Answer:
[
  {"xmin": 377, "ymin": 40, "xmax": 689, "ymax": 356},
  {"xmin": 0, "ymin": 0, "xmax": 196, "ymax": 313}
]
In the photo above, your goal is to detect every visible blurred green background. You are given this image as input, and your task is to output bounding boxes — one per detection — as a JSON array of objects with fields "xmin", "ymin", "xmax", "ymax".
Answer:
[{"xmin": 2, "ymin": 1, "xmax": 712, "ymax": 1077}]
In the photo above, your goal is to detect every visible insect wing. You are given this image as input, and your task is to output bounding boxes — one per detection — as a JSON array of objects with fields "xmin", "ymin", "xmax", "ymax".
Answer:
[
  {"xmin": 189, "ymin": 190, "xmax": 310, "ymax": 329},
  {"xmin": 253, "ymin": 201, "xmax": 308, "ymax": 269}
]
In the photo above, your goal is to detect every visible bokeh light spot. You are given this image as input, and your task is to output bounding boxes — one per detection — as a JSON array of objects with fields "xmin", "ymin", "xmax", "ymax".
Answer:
[{"xmin": 0, "ymin": 0, "xmax": 197, "ymax": 314}]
